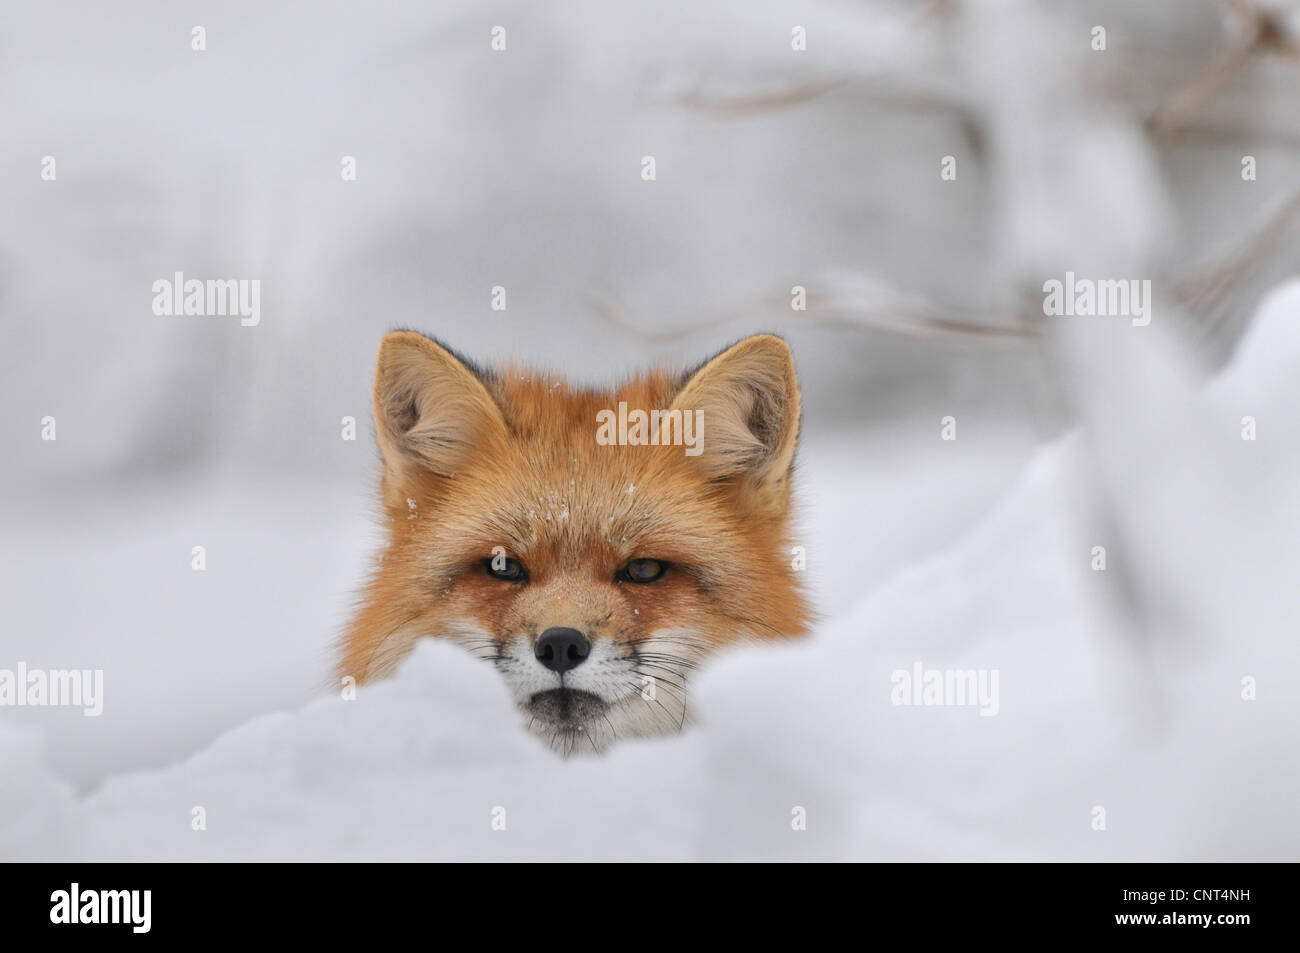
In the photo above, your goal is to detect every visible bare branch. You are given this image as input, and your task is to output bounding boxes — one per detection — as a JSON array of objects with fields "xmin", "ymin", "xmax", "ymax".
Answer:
[{"xmin": 1149, "ymin": 0, "xmax": 1300, "ymax": 142}]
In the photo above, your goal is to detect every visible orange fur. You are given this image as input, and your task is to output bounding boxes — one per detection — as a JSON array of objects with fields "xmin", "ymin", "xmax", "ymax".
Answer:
[{"xmin": 338, "ymin": 331, "xmax": 810, "ymax": 752}]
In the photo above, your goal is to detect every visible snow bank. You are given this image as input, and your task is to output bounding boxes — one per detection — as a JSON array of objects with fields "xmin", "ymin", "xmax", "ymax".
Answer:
[{"xmin": 4, "ymin": 286, "xmax": 1298, "ymax": 862}]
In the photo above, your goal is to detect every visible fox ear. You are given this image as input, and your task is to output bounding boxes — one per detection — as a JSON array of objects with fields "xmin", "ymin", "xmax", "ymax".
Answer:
[
  {"xmin": 372, "ymin": 332, "xmax": 507, "ymax": 482},
  {"xmin": 671, "ymin": 334, "xmax": 801, "ymax": 504}
]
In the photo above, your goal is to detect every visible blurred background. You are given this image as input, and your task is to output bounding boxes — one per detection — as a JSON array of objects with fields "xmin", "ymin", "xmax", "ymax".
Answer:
[{"xmin": 1, "ymin": 0, "xmax": 1298, "ymax": 795}]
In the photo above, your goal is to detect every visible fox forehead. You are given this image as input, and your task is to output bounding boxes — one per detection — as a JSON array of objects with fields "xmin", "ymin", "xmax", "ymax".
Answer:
[
  {"xmin": 485, "ymin": 365, "xmax": 685, "ymax": 435},
  {"xmin": 397, "ymin": 367, "xmax": 728, "ymax": 551}
]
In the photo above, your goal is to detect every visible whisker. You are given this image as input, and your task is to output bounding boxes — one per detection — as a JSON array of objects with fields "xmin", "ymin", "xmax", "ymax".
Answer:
[
  {"xmin": 631, "ymin": 666, "xmax": 689, "ymax": 694},
  {"xmin": 625, "ymin": 635, "xmax": 711, "ymax": 650},
  {"xmin": 635, "ymin": 653, "xmax": 701, "ymax": 670},
  {"xmin": 623, "ymin": 678, "xmax": 686, "ymax": 729}
]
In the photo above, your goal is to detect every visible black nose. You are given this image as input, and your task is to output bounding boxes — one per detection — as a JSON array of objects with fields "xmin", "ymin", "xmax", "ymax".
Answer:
[{"xmin": 535, "ymin": 628, "xmax": 590, "ymax": 673}]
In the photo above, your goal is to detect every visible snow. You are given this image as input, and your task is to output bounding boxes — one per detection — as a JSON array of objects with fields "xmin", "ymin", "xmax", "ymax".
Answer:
[
  {"xmin": 3, "ymin": 0, "xmax": 1298, "ymax": 863},
  {"xmin": 5, "ymin": 284, "xmax": 1296, "ymax": 862}
]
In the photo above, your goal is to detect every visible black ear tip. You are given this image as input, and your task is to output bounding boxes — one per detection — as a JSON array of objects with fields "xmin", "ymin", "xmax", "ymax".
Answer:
[
  {"xmin": 379, "ymin": 330, "xmax": 493, "ymax": 384},
  {"xmin": 675, "ymin": 333, "xmax": 795, "ymax": 390}
]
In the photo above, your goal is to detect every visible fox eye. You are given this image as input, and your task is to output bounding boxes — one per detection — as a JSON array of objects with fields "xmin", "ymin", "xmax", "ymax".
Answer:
[
  {"xmin": 619, "ymin": 558, "xmax": 666, "ymax": 584},
  {"xmin": 484, "ymin": 557, "xmax": 527, "ymax": 582}
]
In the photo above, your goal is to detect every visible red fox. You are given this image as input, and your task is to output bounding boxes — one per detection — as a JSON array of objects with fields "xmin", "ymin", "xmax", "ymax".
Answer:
[{"xmin": 339, "ymin": 331, "xmax": 811, "ymax": 753}]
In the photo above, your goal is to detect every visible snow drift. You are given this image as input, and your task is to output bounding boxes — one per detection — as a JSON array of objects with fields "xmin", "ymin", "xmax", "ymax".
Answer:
[{"xmin": 4, "ymin": 284, "xmax": 1297, "ymax": 862}]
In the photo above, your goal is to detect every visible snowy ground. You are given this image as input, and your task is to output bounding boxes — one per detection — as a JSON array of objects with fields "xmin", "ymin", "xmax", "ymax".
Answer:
[{"xmin": 4, "ymin": 284, "xmax": 1296, "ymax": 862}]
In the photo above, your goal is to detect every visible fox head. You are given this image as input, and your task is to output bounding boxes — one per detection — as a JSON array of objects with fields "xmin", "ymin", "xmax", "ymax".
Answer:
[{"xmin": 339, "ymin": 331, "xmax": 810, "ymax": 754}]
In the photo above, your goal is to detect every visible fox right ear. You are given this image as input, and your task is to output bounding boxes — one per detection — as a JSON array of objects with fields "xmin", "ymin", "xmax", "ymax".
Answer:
[
  {"xmin": 372, "ymin": 332, "xmax": 507, "ymax": 482},
  {"xmin": 670, "ymin": 334, "xmax": 801, "ymax": 513}
]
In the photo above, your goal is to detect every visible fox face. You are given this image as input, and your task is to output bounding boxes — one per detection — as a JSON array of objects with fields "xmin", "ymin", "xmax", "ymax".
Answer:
[{"xmin": 339, "ymin": 331, "xmax": 810, "ymax": 754}]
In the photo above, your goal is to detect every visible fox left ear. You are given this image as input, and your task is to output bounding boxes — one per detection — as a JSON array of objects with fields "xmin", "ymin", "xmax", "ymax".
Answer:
[
  {"xmin": 371, "ymin": 331, "xmax": 509, "ymax": 489},
  {"xmin": 670, "ymin": 334, "xmax": 801, "ymax": 511}
]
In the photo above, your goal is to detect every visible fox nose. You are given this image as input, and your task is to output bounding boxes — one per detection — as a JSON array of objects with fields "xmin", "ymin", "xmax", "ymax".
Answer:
[{"xmin": 535, "ymin": 628, "xmax": 590, "ymax": 673}]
